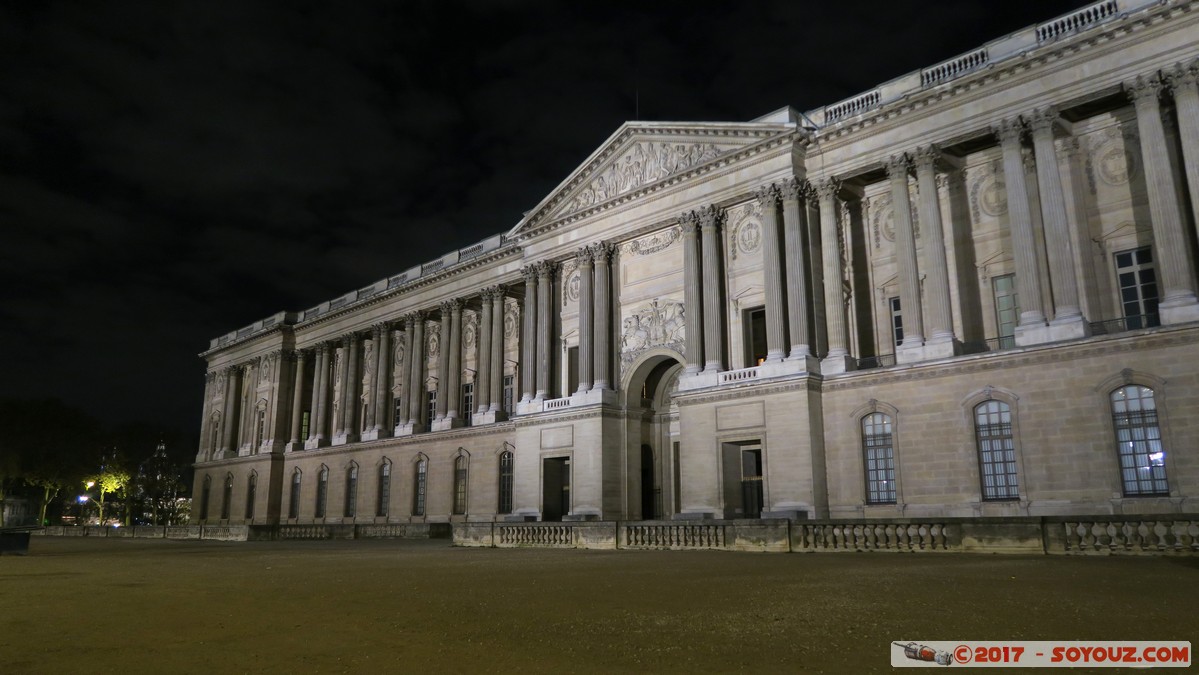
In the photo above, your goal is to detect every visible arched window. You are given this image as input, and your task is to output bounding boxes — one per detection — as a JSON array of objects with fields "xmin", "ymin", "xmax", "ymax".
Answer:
[
  {"xmin": 245, "ymin": 472, "xmax": 257, "ymax": 521},
  {"xmin": 861, "ymin": 413, "xmax": 896, "ymax": 504},
  {"xmin": 1111, "ymin": 385, "xmax": 1168, "ymax": 496},
  {"xmin": 498, "ymin": 450, "xmax": 514, "ymax": 515},
  {"xmin": 376, "ymin": 460, "xmax": 391, "ymax": 518},
  {"xmin": 975, "ymin": 400, "xmax": 1018, "ymax": 500},
  {"xmin": 288, "ymin": 470, "xmax": 301, "ymax": 519},
  {"xmin": 200, "ymin": 475, "xmax": 212, "ymax": 521},
  {"xmin": 344, "ymin": 463, "xmax": 358, "ymax": 518},
  {"xmin": 220, "ymin": 474, "xmax": 234, "ymax": 520},
  {"xmin": 453, "ymin": 455, "xmax": 468, "ymax": 515},
  {"xmin": 315, "ymin": 466, "xmax": 329, "ymax": 518},
  {"xmin": 413, "ymin": 457, "xmax": 427, "ymax": 516}
]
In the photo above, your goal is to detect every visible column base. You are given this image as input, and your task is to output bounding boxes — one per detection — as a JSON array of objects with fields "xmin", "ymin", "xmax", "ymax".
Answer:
[
  {"xmin": 1015, "ymin": 316, "xmax": 1089, "ymax": 346},
  {"xmin": 304, "ymin": 437, "xmax": 330, "ymax": 450},
  {"xmin": 430, "ymin": 417, "xmax": 464, "ymax": 432},
  {"xmin": 575, "ymin": 388, "xmax": 618, "ymax": 406},
  {"xmin": 331, "ymin": 433, "xmax": 360, "ymax": 446},
  {"xmin": 820, "ymin": 353, "xmax": 855, "ymax": 374},
  {"xmin": 896, "ymin": 339, "xmax": 960, "ymax": 364},
  {"xmin": 677, "ymin": 370, "xmax": 721, "ymax": 391},
  {"xmin": 360, "ymin": 428, "xmax": 392, "ymax": 442},
  {"xmin": 1161, "ymin": 298, "xmax": 1199, "ymax": 325},
  {"xmin": 284, "ymin": 441, "xmax": 304, "ymax": 453},
  {"xmin": 762, "ymin": 356, "xmax": 820, "ymax": 377},
  {"xmin": 395, "ymin": 422, "xmax": 422, "ymax": 437},
  {"xmin": 475, "ymin": 410, "xmax": 508, "ymax": 425}
]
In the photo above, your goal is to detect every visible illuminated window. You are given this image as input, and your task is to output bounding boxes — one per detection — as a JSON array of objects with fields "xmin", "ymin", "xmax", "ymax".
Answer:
[
  {"xmin": 1111, "ymin": 385, "xmax": 1168, "ymax": 496},
  {"xmin": 1114, "ymin": 248, "xmax": 1160, "ymax": 329},
  {"xmin": 862, "ymin": 413, "xmax": 896, "ymax": 504},
  {"xmin": 498, "ymin": 451, "xmax": 514, "ymax": 514},
  {"xmin": 975, "ymin": 401, "xmax": 1018, "ymax": 500}
]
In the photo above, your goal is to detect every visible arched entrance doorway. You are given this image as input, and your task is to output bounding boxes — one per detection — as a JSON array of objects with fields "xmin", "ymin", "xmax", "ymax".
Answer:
[{"xmin": 622, "ymin": 351, "xmax": 683, "ymax": 521}]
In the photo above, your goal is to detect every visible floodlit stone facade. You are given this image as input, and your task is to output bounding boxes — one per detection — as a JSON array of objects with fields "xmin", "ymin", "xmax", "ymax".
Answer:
[{"xmin": 193, "ymin": 0, "xmax": 1199, "ymax": 527}]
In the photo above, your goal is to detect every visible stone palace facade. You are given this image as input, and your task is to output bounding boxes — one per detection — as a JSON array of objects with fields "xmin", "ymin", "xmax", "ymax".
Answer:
[{"xmin": 193, "ymin": 0, "xmax": 1199, "ymax": 527}]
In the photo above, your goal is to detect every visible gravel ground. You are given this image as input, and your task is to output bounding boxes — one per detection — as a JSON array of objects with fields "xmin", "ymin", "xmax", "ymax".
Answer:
[{"xmin": 1, "ymin": 538, "xmax": 1195, "ymax": 674}]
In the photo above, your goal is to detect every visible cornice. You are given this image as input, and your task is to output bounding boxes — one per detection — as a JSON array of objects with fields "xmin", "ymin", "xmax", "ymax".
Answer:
[
  {"xmin": 199, "ymin": 324, "xmax": 291, "ymax": 360},
  {"xmin": 807, "ymin": 0, "xmax": 1196, "ymax": 161},
  {"xmin": 510, "ymin": 405, "xmax": 625, "ymax": 428},
  {"xmin": 674, "ymin": 374, "xmax": 823, "ymax": 407},
  {"xmin": 518, "ymin": 130, "xmax": 803, "ymax": 242}
]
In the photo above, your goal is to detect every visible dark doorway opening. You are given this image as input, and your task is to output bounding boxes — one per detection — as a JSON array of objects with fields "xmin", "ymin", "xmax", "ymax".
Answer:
[
  {"xmin": 722, "ymin": 442, "xmax": 763, "ymax": 519},
  {"xmin": 542, "ymin": 457, "xmax": 570, "ymax": 521},
  {"xmin": 641, "ymin": 444, "xmax": 656, "ymax": 520}
]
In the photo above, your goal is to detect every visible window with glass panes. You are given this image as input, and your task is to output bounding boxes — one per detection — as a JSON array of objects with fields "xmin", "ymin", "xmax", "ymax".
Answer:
[
  {"xmin": 393, "ymin": 399, "xmax": 403, "ymax": 429},
  {"xmin": 975, "ymin": 401, "xmax": 1018, "ymax": 500},
  {"xmin": 498, "ymin": 451, "xmax": 514, "ymax": 514},
  {"xmin": 1115, "ymin": 248, "xmax": 1160, "ymax": 329},
  {"xmin": 861, "ymin": 413, "xmax": 896, "ymax": 504},
  {"xmin": 426, "ymin": 390, "xmax": 437, "ymax": 429},
  {"xmin": 221, "ymin": 474, "xmax": 233, "ymax": 520},
  {"xmin": 344, "ymin": 464, "xmax": 358, "ymax": 518},
  {"xmin": 300, "ymin": 410, "xmax": 310, "ymax": 442},
  {"xmin": 453, "ymin": 455, "xmax": 468, "ymax": 515},
  {"xmin": 889, "ymin": 297, "xmax": 904, "ymax": 348},
  {"xmin": 315, "ymin": 467, "xmax": 328, "ymax": 518},
  {"xmin": 413, "ymin": 459, "xmax": 427, "ymax": 516},
  {"xmin": 376, "ymin": 461, "xmax": 391, "ymax": 517},
  {"xmin": 245, "ymin": 473, "xmax": 257, "ymax": 520},
  {"xmin": 462, "ymin": 383, "xmax": 473, "ymax": 426},
  {"xmin": 288, "ymin": 471, "xmax": 301, "ymax": 519},
  {"xmin": 1110, "ymin": 385, "xmax": 1168, "ymax": 496},
  {"xmin": 992, "ymin": 274, "xmax": 1018, "ymax": 349},
  {"xmin": 503, "ymin": 375, "xmax": 514, "ymax": 415}
]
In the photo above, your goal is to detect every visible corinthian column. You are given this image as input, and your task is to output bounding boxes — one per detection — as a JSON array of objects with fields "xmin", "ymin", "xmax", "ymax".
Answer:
[
  {"xmin": 1127, "ymin": 74, "xmax": 1199, "ymax": 324},
  {"xmin": 435, "ymin": 302, "xmax": 453, "ymax": 421},
  {"xmin": 816, "ymin": 178, "xmax": 853, "ymax": 373},
  {"xmin": 446, "ymin": 299, "xmax": 463, "ymax": 424},
  {"xmin": 338, "ymin": 334, "xmax": 361, "ymax": 443},
  {"xmin": 363, "ymin": 322, "xmax": 392, "ymax": 440},
  {"xmin": 396, "ymin": 316, "xmax": 414, "ymax": 429},
  {"xmin": 1028, "ymin": 107, "xmax": 1087, "ymax": 334},
  {"xmin": 782, "ymin": 179, "xmax": 812, "ymax": 361},
  {"xmin": 403, "ymin": 312, "xmax": 427, "ymax": 434},
  {"xmin": 591, "ymin": 242, "xmax": 615, "ymax": 390},
  {"xmin": 993, "ymin": 117, "xmax": 1049, "ymax": 338},
  {"xmin": 699, "ymin": 205, "xmax": 725, "ymax": 373},
  {"xmin": 520, "ymin": 265, "xmax": 537, "ymax": 404},
  {"xmin": 576, "ymin": 248, "xmax": 595, "ymax": 393},
  {"xmin": 221, "ymin": 365, "xmax": 241, "ymax": 457},
  {"xmin": 488, "ymin": 289, "xmax": 505, "ymax": 417},
  {"xmin": 887, "ymin": 154, "xmax": 925, "ymax": 350},
  {"xmin": 912, "ymin": 145, "xmax": 959, "ymax": 349},
  {"xmin": 535, "ymin": 261, "xmax": 556, "ymax": 399},
  {"xmin": 1168, "ymin": 60, "xmax": 1199, "ymax": 237},
  {"xmin": 286, "ymin": 350, "xmax": 307, "ymax": 451},
  {"xmin": 309, "ymin": 342, "xmax": 331, "ymax": 447},
  {"xmin": 756, "ymin": 184, "xmax": 787, "ymax": 364},
  {"xmin": 477, "ymin": 288, "xmax": 494, "ymax": 415},
  {"xmin": 681, "ymin": 212, "xmax": 703, "ymax": 375},
  {"xmin": 364, "ymin": 326, "xmax": 380, "ymax": 433}
]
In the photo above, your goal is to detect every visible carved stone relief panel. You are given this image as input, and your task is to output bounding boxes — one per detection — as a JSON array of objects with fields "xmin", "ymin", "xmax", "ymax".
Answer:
[
  {"xmin": 967, "ymin": 159, "xmax": 1008, "ymax": 222},
  {"xmin": 619, "ymin": 298, "xmax": 686, "ymax": 374},
  {"xmin": 566, "ymin": 141, "xmax": 727, "ymax": 214},
  {"xmin": 623, "ymin": 226, "xmax": 680, "ymax": 257},
  {"xmin": 1084, "ymin": 125, "xmax": 1140, "ymax": 194},
  {"xmin": 725, "ymin": 200, "xmax": 762, "ymax": 263}
]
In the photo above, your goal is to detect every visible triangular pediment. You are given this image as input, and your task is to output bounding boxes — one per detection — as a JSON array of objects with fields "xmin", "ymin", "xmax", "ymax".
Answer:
[{"xmin": 510, "ymin": 121, "xmax": 796, "ymax": 238}]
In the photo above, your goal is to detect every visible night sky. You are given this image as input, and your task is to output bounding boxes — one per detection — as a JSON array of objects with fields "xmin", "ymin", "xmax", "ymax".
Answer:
[{"xmin": 0, "ymin": 0, "xmax": 1088, "ymax": 443}]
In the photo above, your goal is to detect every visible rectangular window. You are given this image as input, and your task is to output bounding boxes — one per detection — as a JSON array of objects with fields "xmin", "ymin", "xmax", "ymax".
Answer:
[
  {"xmin": 498, "ymin": 452, "xmax": 514, "ymax": 514},
  {"xmin": 245, "ymin": 475, "xmax": 257, "ymax": 521},
  {"xmin": 288, "ymin": 474, "xmax": 300, "ymax": 519},
  {"xmin": 462, "ymin": 383, "xmax": 474, "ymax": 427},
  {"xmin": 426, "ymin": 390, "xmax": 436, "ymax": 430},
  {"xmin": 744, "ymin": 306, "xmax": 767, "ymax": 366},
  {"xmin": 1115, "ymin": 247, "xmax": 1161, "ymax": 329},
  {"xmin": 992, "ymin": 274, "xmax": 1018, "ymax": 349},
  {"xmin": 976, "ymin": 401, "xmax": 1019, "ymax": 501},
  {"xmin": 503, "ymin": 375, "xmax": 514, "ymax": 415},
  {"xmin": 255, "ymin": 410, "xmax": 266, "ymax": 448},
  {"xmin": 1111, "ymin": 386, "xmax": 1168, "ymax": 496},
  {"xmin": 862, "ymin": 413, "xmax": 897, "ymax": 504},
  {"xmin": 413, "ymin": 461, "xmax": 427, "ymax": 516},
  {"xmin": 889, "ymin": 297, "xmax": 904, "ymax": 348},
  {"xmin": 315, "ymin": 470, "xmax": 328, "ymax": 518},
  {"xmin": 567, "ymin": 346, "xmax": 580, "ymax": 394},
  {"xmin": 376, "ymin": 463, "xmax": 391, "ymax": 517},
  {"xmin": 453, "ymin": 456, "xmax": 468, "ymax": 515},
  {"xmin": 221, "ymin": 476, "xmax": 233, "ymax": 520},
  {"xmin": 344, "ymin": 467, "xmax": 358, "ymax": 518},
  {"xmin": 300, "ymin": 410, "xmax": 310, "ymax": 442},
  {"xmin": 393, "ymin": 398, "xmax": 403, "ymax": 429}
]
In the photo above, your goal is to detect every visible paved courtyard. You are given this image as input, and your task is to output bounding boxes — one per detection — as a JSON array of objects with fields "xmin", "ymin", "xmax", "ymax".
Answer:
[{"xmin": 1, "ymin": 538, "xmax": 1195, "ymax": 673}]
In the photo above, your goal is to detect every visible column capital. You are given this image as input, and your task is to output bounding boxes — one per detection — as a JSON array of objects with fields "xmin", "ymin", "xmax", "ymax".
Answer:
[
  {"xmin": 885, "ymin": 153, "xmax": 911, "ymax": 177},
  {"xmin": 912, "ymin": 144, "xmax": 941, "ymax": 172},
  {"xmin": 521, "ymin": 264, "xmax": 537, "ymax": 282},
  {"xmin": 753, "ymin": 183, "xmax": 780, "ymax": 208},
  {"xmin": 1165, "ymin": 60, "xmax": 1199, "ymax": 91},
  {"xmin": 679, "ymin": 210, "xmax": 701, "ymax": 235},
  {"xmin": 697, "ymin": 204, "xmax": 724, "ymax": 230},
  {"xmin": 587, "ymin": 241, "xmax": 615, "ymax": 263},
  {"xmin": 479, "ymin": 286, "xmax": 494, "ymax": 302},
  {"xmin": 780, "ymin": 177, "xmax": 807, "ymax": 202},
  {"xmin": 1125, "ymin": 74, "xmax": 1164, "ymax": 105},
  {"xmin": 814, "ymin": 177, "xmax": 841, "ymax": 201},
  {"xmin": 1027, "ymin": 106, "xmax": 1062, "ymax": 136},
  {"xmin": 440, "ymin": 298, "xmax": 461, "ymax": 315},
  {"xmin": 576, "ymin": 245, "xmax": 595, "ymax": 265},
  {"xmin": 991, "ymin": 117, "xmax": 1026, "ymax": 146},
  {"xmin": 534, "ymin": 259, "xmax": 558, "ymax": 278}
]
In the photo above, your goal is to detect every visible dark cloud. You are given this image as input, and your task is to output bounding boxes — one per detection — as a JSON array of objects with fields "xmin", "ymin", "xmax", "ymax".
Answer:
[{"xmin": 0, "ymin": 0, "xmax": 1087, "ymax": 439}]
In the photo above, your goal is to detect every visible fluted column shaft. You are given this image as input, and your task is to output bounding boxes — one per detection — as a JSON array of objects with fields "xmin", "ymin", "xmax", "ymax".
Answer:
[
  {"xmin": 520, "ymin": 266, "xmax": 537, "ymax": 403},
  {"xmin": 699, "ymin": 206, "xmax": 725, "ymax": 372},
  {"xmin": 535, "ymin": 262, "xmax": 554, "ymax": 399},
  {"xmin": 477, "ymin": 289, "xmax": 494, "ymax": 414},
  {"xmin": 436, "ymin": 305, "xmax": 452, "ymax": 419},
  {"xmin": 1029, "ymin": 108, "xmax": 1083, "ymax": 321},
  {"xmin": 447, "ymin": 300, "xmax": 463, "ymax": 420},
  {"xmin": 757, "ymin": 184, "xmax": 787, "ymax": 363},
  {"xmin": 782, "ymin": 180, "xmax": 811, "ymax": 358},
  {"xmin": 221, "ymin": 366, "xmax": 241, "ymax": 454},
  {"xmin": 364, "ymin": 328, "xmax": 379, "ymax": 431},
  {"xmin": 817, "ymin": 179, "xmax": 849, "ymax": 358},
  {"xmin": 397, "ymin": 318, "xmax": 414, "ymax": 427},
  {"xmin": 913, "ymin": 147, "xmax": 956, "ymax": 341},
  {"xmin": 406, "ymin": 315, "xmax": 426, "ymax": 429},
  {"xmin": 994, "ymin": 118, "xmax": 1048, "ymax": 327},
  {"xmin": 576, "ymin": 250, "xmax": 594, "ymax": 393},
  {"xmin": 1169, "ymin": 61, "xmax": 1199, "ymax": 234},
  {"xmin": 288, "ymin": 351, "xmax": 307, "ymax": 444},
  {"xmin": 887, "ymin": 154, "xmax": 925, "ymax": 345},
  {"xmin": 592, "ymin": 243, "xmax": 614, "ymax": 390},
  {"xmin": 312, "ymin": 343, "xmax": 330, "ymax": 441},
  {"xmin": 681, "ymin": 214, "xmax": 703, "ymax": 374},
  {"xmin": 372, "ymin": 324, "xmax": 391, "ymax": 434},
  {"xmin": 488, "ymin": 291, "xmax": 505, "ymax": 413},
  {"xmin": 344, "ymin": 335, "xmax": 361, "ymax": 437}
]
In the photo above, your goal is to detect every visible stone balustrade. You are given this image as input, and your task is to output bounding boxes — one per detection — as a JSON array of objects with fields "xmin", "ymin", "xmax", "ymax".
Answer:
[
  {"xmin": 794, "ymin": 522, "xmax": 954, "ymax": 552},
  {"xmin": 623, "ymin": 523, "xmax": 725, "ymax": 549},
  {"xmin": 1060, "ymin": 518, "xmax": 1199, "ymax": 553},
  {"xmin": 1037, "ymin": 0, "xmax": 1118, "ymax": 42},
  {"xmin": 497, "ymin": 524, "xmax": 574, "ymax": 547}
]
